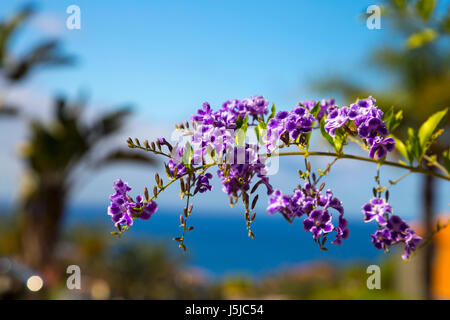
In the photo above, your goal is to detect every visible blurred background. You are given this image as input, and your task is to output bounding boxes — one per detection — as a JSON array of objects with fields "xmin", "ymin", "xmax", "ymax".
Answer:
[{"xmin": 0, "ymin": 0, "xmax": 449, "ymax": 299}]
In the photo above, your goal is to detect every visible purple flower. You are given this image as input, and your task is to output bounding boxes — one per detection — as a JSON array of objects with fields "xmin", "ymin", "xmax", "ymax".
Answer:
[
  {"xmin": 217, "ymin": 161, "xmax": 271, "ymax": 198},
  {"xmin": 324, "ymin": 106, "xmax": 349, "ymax": 137},
  {"xmin": 108, "ymin": 180, "xmax": 134, "ymax": 227},
  {"xmin": 371, "ymin": 228, "xmax": 393, "ymax": 250},
  {"xmin": 140, "ymin": 201, "xmax": 158, "ymax": 220},
  {"xmin": 107, "ymin": 179, "xmax": 158, "ymax": 227},
  {"xmin": 402, "ymin": 234, "xmax": 422, "ymax": 260},
  {"xmin": 368, "ymin": 136, "xmax": 395, "ymax": 159},
  {"xmin": 276, "ymin": 111, "xmax": 289, "ymax": 121},
  {"xmin": 213, "ymin": 143, "xmax": 272, "ymax": 199},
  {"xmin": 286, "ymin": 112, "xmax": 315, "ymax": 140},
  {"xmin": 362, "ymin": 197, "xmax": 392, "ymax": 225},
  {"xmin": 192, "ymin": 96, "xmax": 269, "ymax": 129},
  {"xmin": 262, "ymin": 105, "xmax": 316, "ymax": 151},
  {"xmin": 322, "ymin": 189, "xmax": 344, "ymax": 215},
  {"xmin": 192, "ymin": 102, "xmax": 214, "ymax": 124},
  {"xmin": 321, "ymin": 96, "xmax": 395, "ymax": 159},
  {"xmin": 267, "ymin": 183, "xmax": 347, "ymax": 245},
  {"xmin": 196, "ymin": 173, "xmax": 213, "ymax": 193},
  {"xmin": 332, "ymin": 215, "xmax": 350, "ymax": 245},
  {"xmin": 267, "ymin": 190, "xmax": 293, "ymax": 216},
  {"xmin": 317, "ymin": 98, "xmax": 335, "ymax": 121},
  {"xmin": 168, "ymin": 159, "xmax": 187, "ymax": 177},
  {"xmin": 303, "ymin": 209, "xmax": 334, "ymax": 239},
  {"xmin": 248, "ymin": 95, "xmax": 269, "ymax": 118},
  {"xmin": 300, "ymin": 100, "xmax": 317, "ymax": 111},
  {"xmin": 300, "ymin": 99, "xmax": 335, "ymax": 121},
  {"xmin": 113, "ymin": 178, "xmax": 131, "ymax": 195},
  {"xmin": 358, "ymin": 117, "xmax": 388, "ymax": 139},
  {"xmin": 368, "ymin": 212, "xmax": 422, "ymax": 260},
  {"xmin": 386, "ymin": 215, "xmax": 411, "ymax": 241}
]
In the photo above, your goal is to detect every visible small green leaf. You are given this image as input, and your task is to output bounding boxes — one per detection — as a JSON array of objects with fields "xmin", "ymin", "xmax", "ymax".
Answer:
[
  {"xmin": 406, "ymin": 28, "xmax": 438, "ymax": 49},
  {"xmin": 418, "ymin": 108, "xmax": 448, "ymax": 153},
  {"xmin": 304, "ymin": 131, "xmax": 312, "ymax": 150},
  {"xmin": 181, "ymin": 142, "xmax": 193, "ymax": 169},
  {"xmin": 255, "ymin": 120, "xmax": 267, "ymax": 144},
  {"xmin": 320, "ymin": 117, "xmax": 336, "ymax": 151},
  {"xmin": 383, "ymin": 107, "xmax": 403, "ymax": 133},
  {"xmin": 383, "ymin": 107, "xmax": 394, "ymax": 126},
  {"xmin": 416, "ymin": 0, "xmax": 436, "ymax": 20},
  {"xmin": 333, "ymin": 129, "xmax": 346, "ymax": 153},
  {"xmin": 266, "ymin": 104, "xmax": 276, "ymax": 124},
  {"xmin": 235, "ymin": 116, "xmax": 248, "ymax": 146},
  {"xmin": 235, "ymin": 115, "xmax": 244, "ymax": 129},
  {"xmin": 407, "ymin": 128, "xmax": 421, "ymax": 163},
  {"xmin": 442, "ymin": 148, "xmax": 450, "ymax": 175},
  {"xmin": 392, "ymin": 135, "xmax": 409, "ymax": 163},
  {"xmin": 310, "ymin": 101, "xmax": 321, "ymax": 118}
]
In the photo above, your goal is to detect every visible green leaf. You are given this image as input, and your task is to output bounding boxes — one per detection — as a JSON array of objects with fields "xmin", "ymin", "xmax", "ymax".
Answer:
[
  {"xmin": 383, "ymin": 107, "xmax": 394, "ymax": 126},
  {"xmin": 266, "ymin": 104, "xmax": 276, "ymax": 124},
  {"xmin": 254, "ymin": 120, "xmax": 266, "ymax": 144},
  {"xmin": 304, "ymin": 131, "xmax": 312, "ymax": 150},
  {"xmin": 235, "ymin": 115, "xmax": 244, "ymax": 129},
  {"xmin": 393, "ymin": 110, "xmax": 403, "ymax": 131},
  {"xmin": 407, "ymin": 128, "xmax": 421, "ymax": 163},
  {"xmin": 235, "ymin": 116, "xmax": 248, "ymax": 146},
  {"xmin": 392, "ymin": 135, "xmax": 409, "ymax": 163},
  {"xmin": 416, "ymin": 0, "xmax": 435, "ymax": 20},
  {"xmin": 320, "ymin": 118, "xmax": 337, "ymax": 152},
  {"xmin": 333, "ymin": 129, "xmax": 346, "ymax": 153},
  {"xmin": 310, "ymin": 101, "xmax": 321, "ymax": 118},
  {"xmin": 383, "ymin": 107, "xmax": 403, "ymax": 133},
  {"xmin": 406, "ymin": 28, "xmax": 438, "ymax": 49},
  {"xmin": 418, "ymin": 108, "xmax": 448, "ymax": 152},
  {"xmin": 442, "ymin": 148, "xmax": 450, "ymax": 175},
  {"xmin": 181, "ymin": 142, "xmax": 193, "ymax": 169}
]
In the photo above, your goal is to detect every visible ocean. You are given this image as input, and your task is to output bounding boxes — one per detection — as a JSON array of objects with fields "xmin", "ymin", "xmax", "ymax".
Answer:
[{"xmin": 65, "ymin": 205, "xmax": 386, "ymax": 278}]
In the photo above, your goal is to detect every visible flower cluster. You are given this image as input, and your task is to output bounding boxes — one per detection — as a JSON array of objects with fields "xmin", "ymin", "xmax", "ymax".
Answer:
[
  {"xmin": 192, "ymin": 96, "xmax": 268, "ymax": 129},
  {"xmin": 105, "ymin": 95, "xmax": 432, "ymax": 263},
  {"xmin": 324, "ymin": 96, "xmax": 395, "ymax": 159},
  {"xmin": 264, "ymin": 105, "xmax": 316, "ymax": 152},
  {"xmin": 300, "ymin": 98, "xmax": 335, "ymax": 121},
  {"xmin": 362, "ymin": 197, "xmax": 392, "ymax": 225},
  {"xmin": 195, "ymin": 172, "xmax": 213, "ymax": 193},
  {"xmin": 188, "ymin": 97, "xmax": 274, "ymax": 201},
  {"xmin": 216, "ymin": 145, "xmax": 273, "ymax": 202},
  {"xmin": 363, "ymin": 198, "xmax": 422, "ymax": 260},
  {"xmin": 107, "ymin": 179, "xmax": 158, "ymax": 228},
  {"xmin": 267, "ymin": 182, "xmax": 348, "ymax": 247},
  {"xmin": 167, "ymin": 146, "xmax": 188, "ymax": 178},
  {"xmin": 189, "ymin": 96, "xmax": 270, "ymax": 163}
]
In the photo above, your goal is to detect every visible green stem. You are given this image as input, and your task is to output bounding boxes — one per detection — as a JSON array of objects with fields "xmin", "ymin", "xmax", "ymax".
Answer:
[
  {"xmin": 266, "ymin": 151, "xmax": 450, "ymax": 181},
  {"xmin": 179, "ymin": 174, "xmax": 192, "ymax": 251},
  {"xmin": 379, "ymin": 171, "xmax": 412, "ymax": 192},
  {"xmin": 424, "ymin": 155, "xmax": 450, "ymax": 177}
]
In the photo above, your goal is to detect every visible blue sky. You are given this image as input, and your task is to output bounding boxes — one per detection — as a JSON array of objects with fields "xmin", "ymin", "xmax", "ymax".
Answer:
[
  {"xmin": 1, "ymin": 0, "xmax": 449, "ymax": 221},
  {"xmin": 3, "ymin": 0, "xmax": 389, "ymax": 120}
]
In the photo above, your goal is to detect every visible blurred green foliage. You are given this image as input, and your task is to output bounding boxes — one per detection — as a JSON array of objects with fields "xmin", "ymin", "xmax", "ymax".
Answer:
[{"xmin": 314, "ymin": 0, "xmax": 450, "ymax": 299}]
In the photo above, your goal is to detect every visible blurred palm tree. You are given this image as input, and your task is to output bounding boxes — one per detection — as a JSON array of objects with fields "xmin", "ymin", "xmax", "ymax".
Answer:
[
  {"xmin": 0, "ymin": 7, "xmax": 156, "ymax": 269},
  {"xmin": 313, "ymin": 0, "xmax": 450, "ymax": 299},
  {"xmin": 0, "ymin": 5, "xmax": 73, "ymax": 117},
  {"xmin": 18, "ymin": 96, "xmax": 155, "ymax": 269}
]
